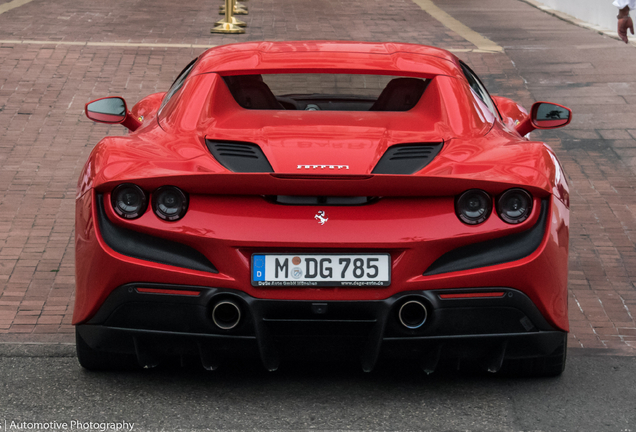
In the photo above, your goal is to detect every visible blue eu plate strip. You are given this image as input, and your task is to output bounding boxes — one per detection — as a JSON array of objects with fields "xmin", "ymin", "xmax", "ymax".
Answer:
[{"xmin": 253, "ymin": 254, "xmax": 265, "ymax": 281}]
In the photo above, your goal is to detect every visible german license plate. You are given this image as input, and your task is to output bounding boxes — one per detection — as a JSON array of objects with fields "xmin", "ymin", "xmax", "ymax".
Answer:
[{"xmin": 251, "ymin": 254, "xmax": 391, "ymax": 287}]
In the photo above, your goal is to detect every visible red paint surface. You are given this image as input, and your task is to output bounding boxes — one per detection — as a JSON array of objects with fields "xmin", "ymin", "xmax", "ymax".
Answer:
[
  {"xmin": 536, "ymin": 119, "xmax": 568, "ymax": 128},
  {"xmin": 87, "ymin": 112, "xmax": 124, "ymax": 123}
]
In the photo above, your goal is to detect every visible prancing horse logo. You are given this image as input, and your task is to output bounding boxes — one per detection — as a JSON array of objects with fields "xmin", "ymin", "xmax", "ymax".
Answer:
[{"xmin": 314, "ymin": 211, "xmax": 328, "ymax": 225}]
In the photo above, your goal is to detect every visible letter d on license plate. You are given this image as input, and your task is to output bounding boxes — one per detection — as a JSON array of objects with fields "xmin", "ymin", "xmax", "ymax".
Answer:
[{"xmin": 251, "ymin": 254, "xmax": 390, "ymax": 287}]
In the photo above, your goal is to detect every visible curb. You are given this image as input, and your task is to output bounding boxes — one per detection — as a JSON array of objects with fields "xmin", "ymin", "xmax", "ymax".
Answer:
[
  {"xmin": 519, "ymin": 0, "xmax": 636, "ymax": 46},
  {"xmin": 0, "ymin": 334, "xmax": 74, "ymax": 344},
  {"xmin": 568, "ymin": 347, "xmax": 636, "ymax": 357},
  {"xmin": 0, "ymin": 343, "xmax": 632, "ymax": 358},
  {"xmin": 0, "ymin": 343, "xmax": 76, "ymax": 357}
]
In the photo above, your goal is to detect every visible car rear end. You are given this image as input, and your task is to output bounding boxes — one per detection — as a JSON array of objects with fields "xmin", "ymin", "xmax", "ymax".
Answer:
[
  {"xmin": 75, "ymin": 171, "xmax": 568, "ymax": 375},
  {"xmin": 74, "ymin": 43, "xmax": 569, "ymax": 375}
]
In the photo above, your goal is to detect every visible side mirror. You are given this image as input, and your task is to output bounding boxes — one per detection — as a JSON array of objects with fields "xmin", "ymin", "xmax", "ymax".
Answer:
[
  {"xmin": 85, "ymin": 97, "xmax": 141, "ymax": 131},
  {"xmin": 532, "ymin": 102, "xmax": 572, "ymax": 129},
  {"xmin": 515, "ymin": 102, "xmax": 572, "ymax": 136}
]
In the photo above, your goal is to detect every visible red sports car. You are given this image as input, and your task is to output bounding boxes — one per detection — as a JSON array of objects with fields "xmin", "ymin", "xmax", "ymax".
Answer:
[{"xmin": 75, "ymin": 41, "xmax": 572, "ymax": 376}]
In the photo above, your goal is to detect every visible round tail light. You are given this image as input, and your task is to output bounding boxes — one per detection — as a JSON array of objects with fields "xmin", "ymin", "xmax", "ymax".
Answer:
[
  {"xmin": 455, "ymin": 189, "xmax": 492, "ymax": 225},
  {"xmin": 152, "ymin": 186, "xmax": 188, "ymax": 221},
  {"xmin": 497, "ymin": 188, "xmax": 532, "ymax": 224},
  {"xmin": 111, "ymin": 184, "xmax": 147, "ymax": 219}
]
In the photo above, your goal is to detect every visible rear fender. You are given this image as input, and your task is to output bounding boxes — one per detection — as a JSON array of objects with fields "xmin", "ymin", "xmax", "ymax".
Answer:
[
  {"xmin": 130, "ymin": 92, "xmax": 166, "ymax": 127},
  {"xmin": 492, "ymin": 96, "xmax": 529, "ymax": 134}
]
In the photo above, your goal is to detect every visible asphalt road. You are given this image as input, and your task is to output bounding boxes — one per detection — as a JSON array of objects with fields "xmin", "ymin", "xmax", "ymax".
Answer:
[{"xmin": 0, "ymin": 348, "xmax": 634, "ymax": 432}]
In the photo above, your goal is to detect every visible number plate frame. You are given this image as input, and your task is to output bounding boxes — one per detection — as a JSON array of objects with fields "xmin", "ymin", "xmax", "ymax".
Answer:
[{"xmin": 251, "ymin": 253, "xmax": 391, "ymax": 287}]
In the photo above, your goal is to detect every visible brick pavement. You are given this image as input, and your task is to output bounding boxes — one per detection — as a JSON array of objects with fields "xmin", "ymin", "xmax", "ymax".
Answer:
[{"xmin": 0, "ymin": 0, "xmax": 635, "ymax": 354}]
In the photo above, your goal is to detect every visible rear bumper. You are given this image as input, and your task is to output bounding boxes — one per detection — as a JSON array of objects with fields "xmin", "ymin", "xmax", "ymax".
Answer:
[
  {"xmin": 78, "ymin": 284, "xmax": 566, "ymax": 371},
  {"xmin": 75, "ymin": 191, "xmax": 570, "ymax": 331}
]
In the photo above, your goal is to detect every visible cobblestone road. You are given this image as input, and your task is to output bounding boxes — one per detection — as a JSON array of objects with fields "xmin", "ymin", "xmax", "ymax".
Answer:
[{"xmin": 0, "ymin": 0, "xmax": 635, "ymax": 355}]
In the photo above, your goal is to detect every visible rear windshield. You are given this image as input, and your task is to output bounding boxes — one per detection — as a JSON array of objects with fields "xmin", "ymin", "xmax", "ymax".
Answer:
[{"xmin": 222, "ymin": 74, "xmax": 429, "ymax": 112}]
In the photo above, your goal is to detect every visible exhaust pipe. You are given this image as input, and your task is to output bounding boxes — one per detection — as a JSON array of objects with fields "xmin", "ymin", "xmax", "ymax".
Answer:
[
  {"xmin": 212, "ymin": 300, "xmax": 242, "ymax": 330},
  {"xmin": 398, "ymin": 300, "xmax": 427, "ymax": 329}
]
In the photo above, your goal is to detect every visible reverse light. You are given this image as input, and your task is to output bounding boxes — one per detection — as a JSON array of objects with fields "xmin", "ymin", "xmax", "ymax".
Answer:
[
  {"xmin": 152, "ymin": 186, "xmax": 188, "ymax": 221},
  {"xmin": 455, "ymin": 189, "xmax": 492, "ymax": 225},
  {"xmin": 111, "ymin": 184, "xmax": 147, "ymax": 219},
  {"xmin": 497, "ymin": 188, "xmax": 532, "ymax": 224}
]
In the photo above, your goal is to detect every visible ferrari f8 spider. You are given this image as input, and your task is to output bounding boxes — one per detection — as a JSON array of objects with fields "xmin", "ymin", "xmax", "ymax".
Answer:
[{"xmin": 76, "ymin": 41, "xmax": 572, "ymax": 376}]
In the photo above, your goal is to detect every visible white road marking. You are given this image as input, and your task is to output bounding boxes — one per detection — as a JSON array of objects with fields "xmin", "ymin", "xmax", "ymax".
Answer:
[
  {"xmin": 0, "ymin": 0, "xmax": 34, "ymax": 15},
  {"xmin": 0, "ymin": 39, "xmax": 493, "ymax": 53},
  {"xmin": 412, "ymin": 0, "xmax": 504, "ymax": 53},
  {"xmin": 0, "ymin": 39, "xmax": 215, "ymax": 49},
  {"xmin": 0, "ymin": 39, "xmax": 495, "ymax": 53}
]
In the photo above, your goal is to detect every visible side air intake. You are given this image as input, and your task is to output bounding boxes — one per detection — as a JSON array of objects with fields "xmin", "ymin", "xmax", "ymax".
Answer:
[
  {"xmin": 372, "ymin": 143, "xmax": 443, "ymax": 175},
  {"xmin": 206, "ymin": 140, "xmax": 274, "ymax": 173}
]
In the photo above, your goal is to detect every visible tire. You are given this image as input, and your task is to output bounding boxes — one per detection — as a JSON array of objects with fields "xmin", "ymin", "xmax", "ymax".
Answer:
[
  {"xmin": 500, "ymin": 333, "xmax": 567, "ymax": 378},
  {"xmin": 76, "ymin": 328, "xmax": 139, "ymax": 371}
]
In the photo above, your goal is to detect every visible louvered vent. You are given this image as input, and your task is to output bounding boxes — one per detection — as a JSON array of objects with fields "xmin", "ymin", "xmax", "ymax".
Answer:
[
  {"xmin": 206, "ymin": 140, "xmax": 273, "ymax": 173},
  {"xmin": 372, "ymin": 143, "xmax": 443, "ymax": 174}
]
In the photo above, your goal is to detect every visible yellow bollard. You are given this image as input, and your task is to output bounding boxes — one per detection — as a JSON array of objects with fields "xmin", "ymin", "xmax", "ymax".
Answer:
[
  {"xmin": 215, "ymin": 0, "xmax": 247, "ymax": 27},
  {"xmin": 211, "ymin": 0, "xmax": 245, "ymax": 33},
  {"xmin": 220, "ymin": 0, "xmax": 248, "ymax": 15}
]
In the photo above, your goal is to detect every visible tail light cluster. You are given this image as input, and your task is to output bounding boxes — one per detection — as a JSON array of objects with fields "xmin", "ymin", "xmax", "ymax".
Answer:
[
  {"xmin": 455, "ymin": 188, "xmax": 532, "ymax": 225},
  {"xmin": 111, "ymin": 184, "xmax": 188, "ymax": 221}
]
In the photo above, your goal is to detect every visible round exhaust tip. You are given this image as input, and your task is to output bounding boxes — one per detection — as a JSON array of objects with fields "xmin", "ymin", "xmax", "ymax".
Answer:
[
  {"xmin": 398, "ymin": 300, "xmax": 428, "ymax": 329},
  {"xmin": 212, "ymin": 300, "xmax": 242, "ymax": 330}
]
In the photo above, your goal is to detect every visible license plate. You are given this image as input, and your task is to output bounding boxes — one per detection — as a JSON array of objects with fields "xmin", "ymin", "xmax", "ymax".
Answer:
[{"xmin": 251, "ymin": 254, "xmax": 391, "ymax": 287}]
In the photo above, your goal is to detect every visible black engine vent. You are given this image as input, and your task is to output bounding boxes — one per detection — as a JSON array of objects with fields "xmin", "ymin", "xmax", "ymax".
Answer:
[
  {"xmin": 206, "ymin": 140, "xmax": 273, "ymax": 173},
  {"xmin": 372, "ymin": 143, "xmax": 443, "ymax": 175}
]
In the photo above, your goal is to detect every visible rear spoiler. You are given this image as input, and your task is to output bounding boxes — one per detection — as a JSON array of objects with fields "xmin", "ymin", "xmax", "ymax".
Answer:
[{"xmin": 93, "ymin": 172, "xmax": 552, "ymax": 198}]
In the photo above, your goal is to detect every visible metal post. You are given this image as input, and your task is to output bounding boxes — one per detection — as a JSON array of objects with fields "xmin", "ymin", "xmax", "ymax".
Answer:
[
  {"xmin": 220, "ymin": 0, "xmax": 248, "ymax": 15},
  {"xmin": 211, "ymin": 0, "xmax": 245, "ymax": 33}
]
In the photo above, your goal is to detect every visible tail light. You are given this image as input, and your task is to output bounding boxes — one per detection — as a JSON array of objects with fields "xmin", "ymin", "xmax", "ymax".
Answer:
[
  {"xmin": 152, "ymin": 186, "xmax": 188, "ymax": 221},
  {"xmin": 111, "ymin": 184, "xmax": 147, "ymax": 219},
  {"xmin": 497, "ymin": 188, "xmax": 532, "ymax": 224},
  {"xmin": 455, "ymin": 189, "xmax": 492, "ymax": 225}
]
